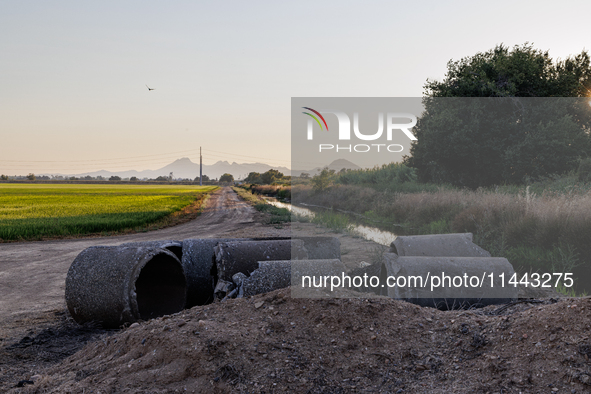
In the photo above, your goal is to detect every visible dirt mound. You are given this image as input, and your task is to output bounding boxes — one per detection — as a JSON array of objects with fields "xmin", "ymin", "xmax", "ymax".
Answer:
[
  {"xmin": 10, "ymin": 291, "xmax": 591, "ymax": 393},
  {"xmin": 0, "ymin": 310, "xmax": 115, "ymax": 391}
]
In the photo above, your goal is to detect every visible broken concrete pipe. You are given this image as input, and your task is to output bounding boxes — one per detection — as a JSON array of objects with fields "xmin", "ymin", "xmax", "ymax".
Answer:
[
  {"xmin": 214, "ymin": 240, "xmax": 308, "ymax": 286},
  {"xmin": 347, "ymin": 261, "xmax": 384, "ymax": 295},
  {"xmin": 231, "ymin": 259, "xmax": 347, "ymax": 298},
  {"xmin": 65, "ymin": 246, "xmax": 186, "ymax": 328},
  {"xmin": 233, "ymin": 236, "xmax": 341, "ymax": 260},
  {"xmin": 292, "ymin": 237, "xmax": 341, "ymax": 260},
  {"xmin": 391, "ymin": 233, "xmax": 491, "ymax": 257},
  {"xmin": 119, "ymin": 240, "xmax": 183, "ymax": 261},
  {"xmin": 380, "ymin": 253, "xmax": 518, "ymax": 309},
  {"xmin": 181, "ymin": 236, "xmax": 340, "ymax": 307},
  {"xmin": 181, "ymin": 238, "xmax": 252, "ymax": 307}
]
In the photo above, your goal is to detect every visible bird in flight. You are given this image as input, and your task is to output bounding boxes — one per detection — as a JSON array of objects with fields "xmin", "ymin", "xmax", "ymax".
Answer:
[{"xmin": 145, "ymin": 84, "xmax": 155, "ymax": 91}]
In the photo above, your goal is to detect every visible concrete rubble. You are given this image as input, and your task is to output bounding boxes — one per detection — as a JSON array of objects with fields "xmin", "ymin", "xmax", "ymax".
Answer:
[
  {"xmin": 226, "ymin": 259, "xmax": 347, "ymax": 299},
  {"xmin": 181, "ymin": 238, "xmax": 251, "ymax": 307}
]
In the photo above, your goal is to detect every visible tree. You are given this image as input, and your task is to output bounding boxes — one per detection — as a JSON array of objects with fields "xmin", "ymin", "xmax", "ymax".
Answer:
[
  {"xmin": 109, "ymin": 175, "xmax": 121, "ymax": 181},
  {"xmin": 130, "ymin": 176, "xmax": 138, "ymax": 181},
  {"xmin": 244, "ymin": 172, "xmax": 262, "ymax": 184},
  {"xmin": 0, "ymin": 174, "xmax": 8, "ymax": 180},
  {"xmin": 406, "ymin": 44, "xmax": 591, "ymax": 187},
  {"xmin": 424, "ymin": 43, "xmax": 591, "ymax": 98},
  {"xmin": 219, "ymin": 173, "xmax": 234, "ymax": 183},
  {"xmin": 27, "ymin": 173, "xmax": 36, "ymax": 181},
  {"xmin": 311, "ymin": 168, "xmax": 336, "ymax": 192},
  {"xmin": 261, "ymin": 169, "xmax": 284, "ymax": 184},
  {"xmin": 195, "ymin": 174, "xmax": 210, "ymax": 182}
]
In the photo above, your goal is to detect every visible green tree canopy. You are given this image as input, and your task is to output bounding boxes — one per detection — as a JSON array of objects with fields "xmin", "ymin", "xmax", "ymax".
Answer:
[
  {"xmin": 424, "ymin": 43, "xmax": 591, "ymax": 97},
  {"xmin": 261, "ymin": 169, "xmax": 284, "ymax": 184},
  {"xmin": 311, "ymin": 168, "xmax": 336, "ymax": 192},
  {"xmin": 245, "ymin": 169, "xmax": 285, "ymax": 184},
  {"xmin": 406, "ymin": 44, "xmax": 591, "ymax": 187},
  {"xmin": 244, "ymin": 172, "xmax": 262, "ymax": 184},
  {"xmin": 219, "ymin": 173, "xmax": 234, "ymax": 183}
]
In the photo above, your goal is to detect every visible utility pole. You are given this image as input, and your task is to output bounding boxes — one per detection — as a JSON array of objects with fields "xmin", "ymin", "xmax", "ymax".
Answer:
[{"xmin": 199, "ymin": 147, "xmax": 202, "ymax": 186}]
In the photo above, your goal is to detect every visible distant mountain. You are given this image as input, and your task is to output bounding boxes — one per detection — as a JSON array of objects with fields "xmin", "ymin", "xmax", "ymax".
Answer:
[
  {"xmin": 42, "ymin": 157, "xmax": 362, "ymax": 180},
  {"xmin": 291, "ymin": 159, "xmax": 361, "ymax": 177},
  {"xmin": 55, "ymin": 158, "xmax": 292, "ymax": 180}
]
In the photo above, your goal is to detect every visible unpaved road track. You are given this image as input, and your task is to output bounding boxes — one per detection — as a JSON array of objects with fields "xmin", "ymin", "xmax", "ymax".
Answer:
[{"xmin": 0, "ymin": 187, "xmax": 260, "ymax": 320}]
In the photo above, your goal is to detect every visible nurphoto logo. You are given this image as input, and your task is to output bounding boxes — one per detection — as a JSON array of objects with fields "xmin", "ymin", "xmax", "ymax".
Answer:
[{"xmin": 302, "ymin": 107, "xmax": 417, "ymax": 153}]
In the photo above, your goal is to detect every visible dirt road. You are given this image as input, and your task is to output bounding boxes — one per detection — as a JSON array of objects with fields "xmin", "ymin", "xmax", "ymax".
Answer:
[{"xmin": 0, "ymin": 187, "xmax": 261, "ymax": 321}]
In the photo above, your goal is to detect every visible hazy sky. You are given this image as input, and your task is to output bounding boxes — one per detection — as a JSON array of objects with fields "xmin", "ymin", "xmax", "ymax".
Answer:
[{"xmin": 1, "ymin": 1, "xmax": 590, "ymax": 174}]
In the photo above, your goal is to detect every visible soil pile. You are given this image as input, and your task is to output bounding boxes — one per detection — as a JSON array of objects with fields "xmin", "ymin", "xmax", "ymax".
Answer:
[{"xmin": 10, "ymin": 291, "xmax": 591, "ymax": 393}]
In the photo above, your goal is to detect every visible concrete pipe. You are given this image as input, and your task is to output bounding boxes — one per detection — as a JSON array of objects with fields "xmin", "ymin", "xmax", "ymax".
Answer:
[
  {"xmin": 238, "ymin": 261, "xmax": 291, "ymax": 297},
  {"xmin": 391, "ymin": 233, "xmax": 491, "ymax": 257},
  {"xmin": 119, "ymin": 240, "xmax": 183, "ymax": 261},
  {"xmin": 347, "ymin": 262, "xmax": 386, "ymax": 295},
  {"xmin": 66, "ymin": 246, "xmax": 186, "ymax": 328},
  {"xmin": 380, "ymin": 253, "xmax": 517, "ymax": 309},
  {"xmin": 244, "ymin": 236, "xmax": 341, "ymax": 259},
  {"xmin": 295, "ymin": 237, "xmax": 341, "ymax": 260},
  {"xmin": 181, "ymin": 237, "xmax": 323, "ymax": 307},
  {"xmin": 181, "ymin": 238, "xmax": 252, "ymax": 307},
  {"xmin": 214, "ymin": 240, "xmax": 308, "ymax": 283},
  {"xmin": 236, "ymin": 259, "xmax": 347, "ymax": 297}
]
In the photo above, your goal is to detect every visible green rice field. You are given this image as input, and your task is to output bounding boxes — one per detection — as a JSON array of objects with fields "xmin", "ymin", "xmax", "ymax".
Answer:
[{"xmin": 0, "ymin": 184, "xmax": 218, "ymax": 241}]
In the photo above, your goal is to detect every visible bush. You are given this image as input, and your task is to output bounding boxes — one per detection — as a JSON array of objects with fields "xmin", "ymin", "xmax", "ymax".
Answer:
[
  {"xmin": 220, "ymin": 173, "xmax": 234, "ymax": 183},
  {"xmin": 311, "ymin": 168, "xmax": 335, "ymax": 192},
  {"xmin": 578, "ymin": 158, "xmax": 591, "ymax": 182}
]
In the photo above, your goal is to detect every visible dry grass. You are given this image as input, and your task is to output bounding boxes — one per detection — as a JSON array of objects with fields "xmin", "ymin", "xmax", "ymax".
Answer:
[
  {"xmin": 293, "ymin": 184, "xmax": 591, "ymax": 293},
  {"xmin": 250, "ymin": 185, "xmax": 291, "ymax": 200}
]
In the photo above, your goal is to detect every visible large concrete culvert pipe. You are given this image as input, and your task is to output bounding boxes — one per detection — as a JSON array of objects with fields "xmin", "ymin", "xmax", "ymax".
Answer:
[
  {"xmin": 293, "ymin": 237, "xmax": 341, "ymax": 260},
  {"xmin": 391, "ymin": 233, "xmax": 491, "ymax": 258},
  {"xmin": 214, "ymin": 239, "xmax": 308, "ymax": 283},
  {"xmin": 380, "ymin": 253, "xmax": 517, "ymax": 309},
  {"xmin": 181, "ymin": 237, "xmax": 340, "ymax": 307},
  {"xmin": 119, "ymin": 240, "xmax": 183, "ymax": 261},
  {"xmin": 66, "ymin": 246, "xmax": 187, "ymax": 328},
  {"xmin": 181, "ymin": 238, "xmax": 253, "ymax": 308}
]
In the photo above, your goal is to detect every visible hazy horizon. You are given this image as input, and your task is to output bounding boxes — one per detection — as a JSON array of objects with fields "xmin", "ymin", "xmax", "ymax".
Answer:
[{"xmin": 2, "ymin": 1, "xmax": 591, "ymax": 175}]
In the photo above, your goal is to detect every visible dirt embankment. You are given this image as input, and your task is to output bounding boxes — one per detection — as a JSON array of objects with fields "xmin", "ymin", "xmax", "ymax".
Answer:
[{"xmin": 10, "ymin": 292, "xmax": 591, "ymax": 393}]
